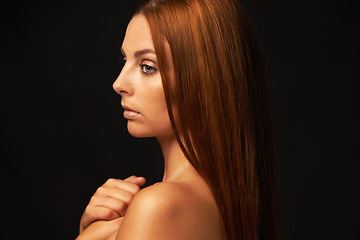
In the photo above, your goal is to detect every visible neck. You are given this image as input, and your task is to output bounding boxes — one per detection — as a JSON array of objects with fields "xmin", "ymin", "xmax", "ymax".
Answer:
[{"xmin": 156, "ymin": 134, "xmax": 193, "ymax": 182}]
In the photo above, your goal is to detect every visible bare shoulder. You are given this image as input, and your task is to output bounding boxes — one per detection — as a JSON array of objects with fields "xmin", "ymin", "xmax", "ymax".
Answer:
[
  {"xmin": 123, "ymin": 182, "xmax": 190, "ymax": 219},
  {"xmin": 132, "ymin": 181, "xmax": 187, "ymax": 206},
  {"xmin": 115, "ymin": 182, "xmax": 224, "ymax": 240}
]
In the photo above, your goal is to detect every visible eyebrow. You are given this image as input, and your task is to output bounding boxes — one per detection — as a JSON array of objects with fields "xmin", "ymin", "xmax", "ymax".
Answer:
[{"xmin": 121, "ymin": 48, "xmax": 156, "ymax": 58}]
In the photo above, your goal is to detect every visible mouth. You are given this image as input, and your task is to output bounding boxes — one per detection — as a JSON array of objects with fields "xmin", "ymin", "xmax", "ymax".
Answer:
[{"xmin": 122, "ymin": 104, "xmax": 141, "ymax": 119}]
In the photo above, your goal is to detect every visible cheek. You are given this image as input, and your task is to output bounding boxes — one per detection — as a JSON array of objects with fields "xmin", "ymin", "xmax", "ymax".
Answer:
[
  {"xmin": 128, "ymin": 81, "xmax": 173, "ymax": 138},
  {"xmin": 153, "ymin": 91, "xmax": 168, "ymax": 118},
  {"xmin": 149, "ymin": 79, "xmax": 168, "ymax": 112},
  {"xmin": 147, "ymin": 88, "xmax": 172, "ymax": 130}
]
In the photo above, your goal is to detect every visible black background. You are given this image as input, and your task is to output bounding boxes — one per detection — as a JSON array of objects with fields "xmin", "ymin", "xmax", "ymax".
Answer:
[{"xmin": 1, "ymin": 0, "xmax": 359, "ymax": 239}]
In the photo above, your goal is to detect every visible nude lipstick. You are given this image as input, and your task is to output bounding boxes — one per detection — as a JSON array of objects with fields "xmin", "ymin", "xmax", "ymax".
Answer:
[{"xmin": 122, "ymin": 105, "xmax": 140, "ymax": 119}]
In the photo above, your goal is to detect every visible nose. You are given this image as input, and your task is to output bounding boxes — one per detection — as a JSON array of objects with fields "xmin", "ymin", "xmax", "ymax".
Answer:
[{"xmin": 113, "ymin": 66, "xmax": 133, "ymax": 96}]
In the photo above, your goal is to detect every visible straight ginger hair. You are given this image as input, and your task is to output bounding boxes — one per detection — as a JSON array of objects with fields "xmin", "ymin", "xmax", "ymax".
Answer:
[{"xmin": 135, "ymin": 0, "xmax": 278, "ymax": 239}]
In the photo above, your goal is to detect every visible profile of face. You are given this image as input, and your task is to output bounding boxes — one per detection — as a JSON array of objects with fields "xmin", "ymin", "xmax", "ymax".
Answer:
[{"xmin": 113, "ymin": 14, "xmax": 173, "ymax": 139}]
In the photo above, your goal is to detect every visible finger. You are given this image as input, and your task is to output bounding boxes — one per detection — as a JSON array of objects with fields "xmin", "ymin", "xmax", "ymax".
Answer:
[
  {"xmin": 82, "ymin": 206, "xmax": 121, "ymax": 230},
  {"xmin": 93, "ymin": 196, "xmax": 128, "ymax": 217},
  {"xmin": 103, "ymin": 178, "xmax": 142, "ymax": 195},
  {"xmin": 125, "ymin": 176, "xmax": 146, "ymax": 187},
  {"xmin": 94, "ymin": 185, "xmax": 134, "ymax": 202},
  {"xmin": 93, "ymin": 187, "xmax": 134, "ymax": 206}
]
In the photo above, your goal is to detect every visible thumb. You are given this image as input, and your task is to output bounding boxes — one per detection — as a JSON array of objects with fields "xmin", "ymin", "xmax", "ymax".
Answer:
[{"xmin": 124, "ymin": 175, "xmax": 146, "ymax": 187}]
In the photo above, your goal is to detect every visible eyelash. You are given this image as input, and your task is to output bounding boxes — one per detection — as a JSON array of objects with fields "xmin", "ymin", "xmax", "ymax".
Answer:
[
  {"xmin": 139, "ymin": 63, "xmax": 157, "ymax": 76},
  {"xmin": 117, "ymin": 57, "xmax": 157, "ymax": 76}
]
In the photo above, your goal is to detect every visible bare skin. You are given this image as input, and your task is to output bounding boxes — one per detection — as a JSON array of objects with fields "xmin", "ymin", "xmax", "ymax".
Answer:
[
  {"xmin": 79, "ymin": 176, "xmax": 146, "ymax": 233},
  {"xmin": 77, "ymin": 14, "xmax": 225, "ymax": 240}
]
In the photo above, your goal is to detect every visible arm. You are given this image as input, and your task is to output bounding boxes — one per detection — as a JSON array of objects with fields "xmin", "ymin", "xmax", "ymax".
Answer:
[
  {"xmin": 76, "ymin": 218, "xmax": 124, "ymax": 240},
  {"xmin": 78, "ymin": 176, "xmax": 145, "ymax": 239},
  {"xmin": 80, "ymin": 176, "xmax": 145, "ymax": 233}
]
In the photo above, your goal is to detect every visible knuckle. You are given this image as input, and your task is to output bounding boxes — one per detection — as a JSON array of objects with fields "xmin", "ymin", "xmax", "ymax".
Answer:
[
  {"xmin": 102, "ymin": 208, "xmax": 116, "ymax": 219},
  {"xmin": 93, "ymin": 187, "xmax": 106, "ymax": 199},
  {"xmin": 118, "ymin": 201, "xmax": 126, "ymax": 209},
  {"xmin": 90, "ymin": 195, "xmax": 99, "ymax": 203},
  {"xmin": 116, "ymin": 202, "xmax": 127, "ymax": 216},
  {"xmin": 95, "ymin": 187, "xmax": 104, "ymax": 195},
  {"xmin": 123, "ymin": 194, "xmax": 132, "ymax": 204},
  {"xmin": 130, "ymin": 184, "xmax": 140, "ymax": 193},
  {"xmin": 114, "ymin": 201, "xmax": 127, "ymax": 212},
  {"xmin": 106, "ymin": 178, "xmax": 116, "ymax": 185}
]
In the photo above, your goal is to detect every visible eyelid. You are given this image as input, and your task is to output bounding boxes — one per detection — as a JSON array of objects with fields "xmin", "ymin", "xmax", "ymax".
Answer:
[
  {"xmin": 141, "ymin": 60, "xmax": 158, "ymax": 72},
  {"xmin": 140, "ymin": 64, "xmax": 157, "ymax": 75},
  {"xmin": 139, "ymin": 59, "xmax": 158, "ymax": 75},
  {"xmin": 141, "ymin": 59, "xmax": 157, "ymax": 67}
]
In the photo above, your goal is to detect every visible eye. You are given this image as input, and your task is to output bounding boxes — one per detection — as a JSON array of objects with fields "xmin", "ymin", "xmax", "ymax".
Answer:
[{"xmin": 139, "ymin": 63, "xmax": 157, "ymax": 75}]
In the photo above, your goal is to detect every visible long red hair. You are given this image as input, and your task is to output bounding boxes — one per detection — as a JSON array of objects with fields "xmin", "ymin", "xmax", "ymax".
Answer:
[{"xmin": 134, "ymin": 0, "xmax": 278, "ymax": 239}]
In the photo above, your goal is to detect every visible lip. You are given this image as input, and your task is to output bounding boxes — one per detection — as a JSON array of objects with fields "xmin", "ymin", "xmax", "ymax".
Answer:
[{"xmin": 122, "ymin": 104, "xmax": 141, "ymax": 119}]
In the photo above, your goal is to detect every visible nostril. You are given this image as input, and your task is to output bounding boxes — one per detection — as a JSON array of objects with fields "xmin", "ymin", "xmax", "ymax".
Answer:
[{"xmin": 119, "ymin": 90, "xmax": 128, "ymax": 96}]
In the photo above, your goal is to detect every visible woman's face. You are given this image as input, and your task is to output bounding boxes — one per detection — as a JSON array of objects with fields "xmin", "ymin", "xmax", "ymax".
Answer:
[{"xmin": 113, "ymin": 14, "xmax": 173, "ymax": 139}]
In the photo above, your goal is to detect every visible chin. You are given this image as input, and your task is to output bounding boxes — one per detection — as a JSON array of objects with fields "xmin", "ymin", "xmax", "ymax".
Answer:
[
  {"xmin": 127, "ymin": 122, "xmax": 173, "ymax": 139},
  {"xmin": 126, "ymin": 122, "xmax": 153, "ymax": 138},
  {"xmin": 128, "ymin": 127, "xmax": 150, "ymax": 138},
  {"xmin": 128, "ymin": 131, "xmax": 152, "ymax": 138}
]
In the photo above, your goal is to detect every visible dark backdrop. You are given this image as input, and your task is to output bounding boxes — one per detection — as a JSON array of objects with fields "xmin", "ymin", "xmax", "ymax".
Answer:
[{"xmin": 1, "ymin": 0, "xmax": 359, "ymax": 239}]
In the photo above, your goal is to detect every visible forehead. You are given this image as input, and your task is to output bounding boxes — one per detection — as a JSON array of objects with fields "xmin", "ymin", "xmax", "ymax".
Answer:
[{"xmin": 122, "ymin": 14, "xmax": 154, "ymax": 53}]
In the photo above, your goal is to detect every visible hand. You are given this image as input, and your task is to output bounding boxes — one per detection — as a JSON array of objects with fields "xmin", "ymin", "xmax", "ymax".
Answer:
[{"xmin": 79, "ymin": 176, "xmax": 146, "ymax": 234}]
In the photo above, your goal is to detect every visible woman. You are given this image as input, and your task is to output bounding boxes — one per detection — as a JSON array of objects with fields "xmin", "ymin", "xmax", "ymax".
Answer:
[{"xmin": 77, "ymin": 0, "xmax": 278, "ymax": 239}]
